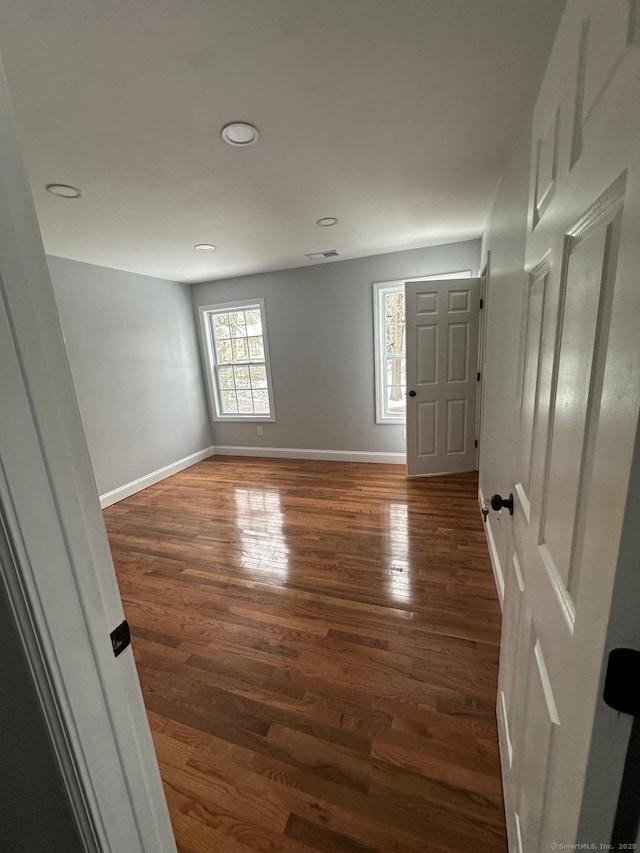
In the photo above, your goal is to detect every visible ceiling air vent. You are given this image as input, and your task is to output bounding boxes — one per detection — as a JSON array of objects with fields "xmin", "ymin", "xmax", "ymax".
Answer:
[{"xmin": 305, "ymin": 250, "xmax": 340, "ymax": 260}]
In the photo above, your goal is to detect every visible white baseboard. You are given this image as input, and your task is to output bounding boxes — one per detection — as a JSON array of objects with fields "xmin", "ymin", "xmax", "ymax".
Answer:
[
  {"xmin": 213, "ymin": 445, "xmax": 406, "ymax": 465},
  {"xmin": 99, "ymin": 446, "xmax": 215, "ymax": 508},
  {"xmin": 478, "ymin": 486, "xmax": 505, "ymax": 607}
]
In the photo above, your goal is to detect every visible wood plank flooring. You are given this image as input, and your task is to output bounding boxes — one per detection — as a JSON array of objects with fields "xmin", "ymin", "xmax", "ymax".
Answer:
[{"xmin": 104, "ymin": 456, "xmax": 506, "ymax": 853}]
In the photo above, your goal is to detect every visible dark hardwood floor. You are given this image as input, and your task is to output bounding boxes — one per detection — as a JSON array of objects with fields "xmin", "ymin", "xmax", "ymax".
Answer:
[{"xmin": 104, "ymin": 456, "xmax": 506, "ymax": 853}]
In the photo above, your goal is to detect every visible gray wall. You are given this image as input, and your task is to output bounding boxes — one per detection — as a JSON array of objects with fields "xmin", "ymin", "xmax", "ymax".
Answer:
[
  {"xmin": 480, "ymin": 120, "xmax": 532, "ymax": 493},
  {"xmin": 479, "ymin": 121, "xmax": 532, "ymax": 571},
  {"xmin": 192, "ymin": 241, "xmax": 480, "ymax": 453},
  {"xmin": 48, "ymin": 256, "xmax": 212, "ymax": 496}
]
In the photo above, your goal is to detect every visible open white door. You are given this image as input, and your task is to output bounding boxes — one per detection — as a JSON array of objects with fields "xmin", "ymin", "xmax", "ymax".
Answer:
[
  {"xmin": 0, "ymin": 54, "xmax": 176, "ymax": 851},
  {"xmin": 405, "ymin": 277, "xmax": 480, "ymax": 476},
  {"xmin": 496, "ymin": 1, "xmax": 640, "ymax": 849}
]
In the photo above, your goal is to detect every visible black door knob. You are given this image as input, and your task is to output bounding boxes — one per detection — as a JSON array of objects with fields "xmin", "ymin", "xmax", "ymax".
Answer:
[
  {"xmin": 490, "ymin": 493, "xmax": 514, "ymax": 515},
  {"xmin": 408, "ymin": 390, "xmax": 416, "ymax": 397}
]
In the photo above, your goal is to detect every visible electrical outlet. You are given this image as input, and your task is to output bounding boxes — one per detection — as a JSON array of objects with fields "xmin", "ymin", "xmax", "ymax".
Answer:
[{"xmin": 256, "ymin": 426, "xmax": 263, "ymax": 436}]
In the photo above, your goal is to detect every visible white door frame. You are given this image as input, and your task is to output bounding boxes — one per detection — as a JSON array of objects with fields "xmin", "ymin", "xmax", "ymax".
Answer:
[
  {"xmin": 0, "ymin": 57, "xmax": 175, "ymax": 852},
  {"xmin": 475, "ymin": 254, "xmax": 490, "ymax": 471}
]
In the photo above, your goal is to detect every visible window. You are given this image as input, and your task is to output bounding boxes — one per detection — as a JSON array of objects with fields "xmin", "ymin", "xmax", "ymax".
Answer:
[
  {"xmin": 199, "ymin": 298, "xmax": 275, "ymax": 421},
  {"xmin": 373, "ymin": 271, "xmax": 472, "ymax": 423}
]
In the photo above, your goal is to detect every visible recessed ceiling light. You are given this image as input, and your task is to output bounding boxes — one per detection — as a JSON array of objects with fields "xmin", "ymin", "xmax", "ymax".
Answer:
[
  {"xmin": 194, "ymin": 243, "xmax": 216, "ymax": 252},
  {"xmin": 316, "ymin": 217, "xmax": 338, "ymax": 227},
  {"xmin": 46, "ymin": 183, "xmax": 83, "ymax": 199},
  {"xmin": 221, "ymin": 122, "xmax": 260, "ymax": 147}
]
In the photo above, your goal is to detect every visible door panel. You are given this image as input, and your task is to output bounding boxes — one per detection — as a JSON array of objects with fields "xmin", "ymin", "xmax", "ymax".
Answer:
[
  {"xmin": 417, "ymin": 324, "xmax": 438, "ymax": 383},
  {"xmin": 446, "ymin": 399, "xmax": 467, "ymax": 454},
  {"xmin": 543, "ymin": 215, "xmax": 619, "ymax": 589},
  {"xmin": 417, "ymin": 402, "xmax": 437, "ymax": 457},
  {"xmin": 574, "ymin": 0, "xmax": 638, "ymax": 160},
  {"xmin": 416, "ymin": 290, "xmax": 438, "ymax": 313},
  {"xmin": 447, "ymin": 322, "xmax": 470, "ymax": 382},
  {"xmin": 448, "ymin": 289, "xmax": 470, "ymax": 312},
  {"xmin": 517, "ymin": 258, "xmax": 550, "ymax": 504},
  {"xmin": 406, "ymin": 278, "xmax": 480, "ymax": 476},
  {"xmin": 518, "ymin": 636, "xmax": 557, "ymax": 847},
  {"xmin": 534, "ymin": 109, "xmax": 559, "ymax": 224},
  {"xmin": 498, "ymin": 1, "xmax": 640, "ymax": 849},
  {"xmin": 498, "ymin": 552, "xmax": 526, "ymax": 774}
]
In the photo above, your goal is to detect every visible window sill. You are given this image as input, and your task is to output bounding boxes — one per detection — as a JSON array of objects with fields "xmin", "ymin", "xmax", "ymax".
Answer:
[
  {"xmin": 375, "ymin": 417, "xmax": 406, "ymax": 425},
  {"xmin": 212, "ymin": 415, "xmax": 277, "ymax": 423}
]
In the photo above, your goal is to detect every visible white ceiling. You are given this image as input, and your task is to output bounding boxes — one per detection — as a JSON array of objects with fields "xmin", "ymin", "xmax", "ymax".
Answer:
[{"xmin": 0, "ymin": 0, "xmax": 564, "ymax": 284}]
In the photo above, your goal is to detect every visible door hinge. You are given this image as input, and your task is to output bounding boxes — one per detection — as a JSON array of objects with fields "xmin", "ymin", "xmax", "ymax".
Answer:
[
  {"xmin": 477, "ymin": 372, "xmax": 481, "ymax": 382},
  {"xmin": 474, "ymin": 439, "xmax": 478, "ymax": 448},
  {"xmin": 480, "ymin": 298, "xmax": 484, "ymax": 309},
  {"xmin": 110, "ymin": 620, "xmax": 131, "ymax": 658}
]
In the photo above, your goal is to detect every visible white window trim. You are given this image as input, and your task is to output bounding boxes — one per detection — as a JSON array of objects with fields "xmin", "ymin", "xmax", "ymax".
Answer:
[
  {"xmin": 198, "ymin": 297, "xmax": 276, "ymax": 422},
  {"xmin": 373, "ymin": 271, "xmax": 473, "ymax": 424}
]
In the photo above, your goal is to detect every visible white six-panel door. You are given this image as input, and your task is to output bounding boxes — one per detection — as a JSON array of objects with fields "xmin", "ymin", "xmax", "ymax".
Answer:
[
  {"xmin": 405, "ymin": 278, "xmax": 480, "ymax": 477},
  {"xmin": 498, "ymin": 0, "xmax": 640, "ymax": 849}
]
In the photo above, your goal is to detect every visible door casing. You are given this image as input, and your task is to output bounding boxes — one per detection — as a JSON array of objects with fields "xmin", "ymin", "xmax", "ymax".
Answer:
[{"xmin": 0, "ymin": 52, "xmax": 176, "ymax": 853}]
